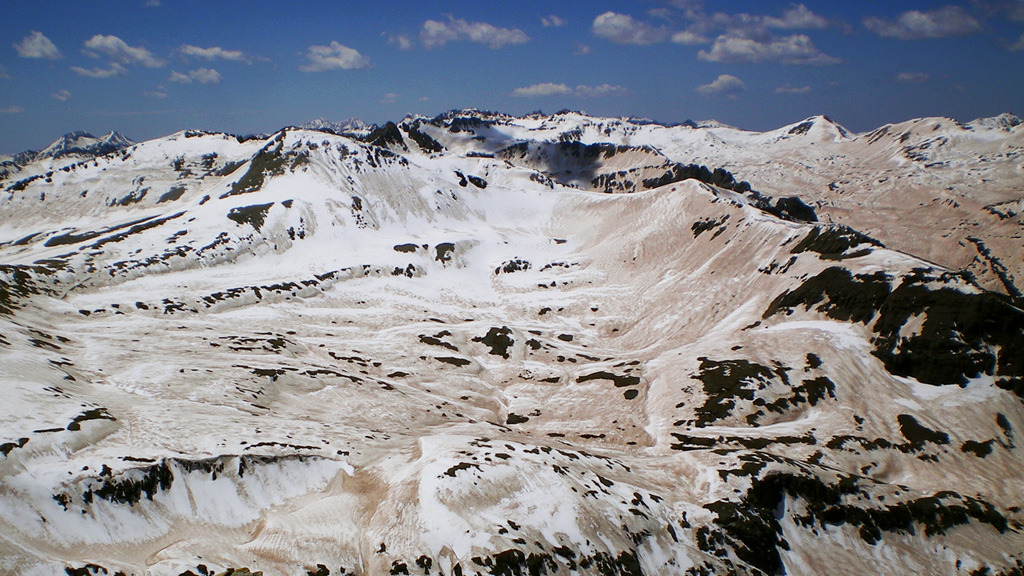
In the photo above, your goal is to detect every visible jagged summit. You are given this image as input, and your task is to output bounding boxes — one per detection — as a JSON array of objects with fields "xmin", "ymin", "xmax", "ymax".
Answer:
[
  {"xmin": 968, "ymin": 112, "xmax": 1022, "ymax": 132},
  {"xmin": 299, "ymin": 117, "xmax": 376, "ymax": 137},
  {"xmin": 37, "ymin": 130, "xmax": 133, "ymax": 159}
]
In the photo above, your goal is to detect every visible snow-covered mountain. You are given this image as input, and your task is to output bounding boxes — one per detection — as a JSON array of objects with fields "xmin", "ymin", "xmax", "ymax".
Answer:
[{"xmin": 0, "ymin": 111, "xmax": 1021, "ymax": 576}]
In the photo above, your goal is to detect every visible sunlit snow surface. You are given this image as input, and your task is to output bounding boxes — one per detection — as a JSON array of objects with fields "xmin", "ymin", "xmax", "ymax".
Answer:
[{"xmin": 0, "ymin": 112, "xmax": 1022, "ymax": 575}]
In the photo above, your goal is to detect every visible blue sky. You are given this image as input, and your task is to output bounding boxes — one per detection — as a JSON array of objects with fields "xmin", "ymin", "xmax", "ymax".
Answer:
[{"xmin": 2, "ymin": 0, "xmax": 1023, "ymax": 153}]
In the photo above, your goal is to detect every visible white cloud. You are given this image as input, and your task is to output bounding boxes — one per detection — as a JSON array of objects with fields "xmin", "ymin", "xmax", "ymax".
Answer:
[
  {"xmin": 169, "ymin": 68, "xmax": 220, "ymax": 84},
  {"xmin": 895, "ymin": 71, "xmax": 929, "ymax": 83},
  {"xmin": 512, "ymin": 82, "xmax": 627, "ymax": 98},
  {"xmin": 671, "ymin": 30, "xmax": 709, "ymax": 44},
  {"xmin": 696, "ymin": 74, "xmax": 746, "ymax": 97},
  {"xmin": 763, "ymin": 4, "xmax": 830, "ymax": 29},
  {"xmin": 698, "ymin": 33, "xmax": 840, "ymax": 65},
  {"xmin": 0, "ymin": 64, "xmax": 9, "ymax": 79},
  {"xmin": 71, "ymin": 63, "xmax": 126, "ymax": 78},
  {"xmin": 542, "ymin": 15, "xmax": 565, "ymax": 27},
  {"xmin": 574, "ymin": 83, "xmax": 628, "ymax": 97},
  {"xmin": 52, "ymin": 89, "xmax": 71, "ymax": 101},
  {"xmin": 145, "ymin": 86, "xmax": 168, "ymax": 98},
  {"xmin": 0, "ymin": 106, "xmax": 25, "ymax": 114},
  {"xmin": 512, "ymin": 83, "xmax": 573, "ymax": 97},
  {"xmin": 385, "ymin": 33, "xmax": 414, "ymax": 51},
  {"xmin": 573, "ymin": 42, "xmax": 592, "ymax": 55},
  {"xmin": 299, "ymin": 41, "xmax": 371, "ymax": 71},
  {"xmin": 420, "ymin": 17, "xmax": 529, "ymax": 49},
  {"xmin": 15, "ymin": 31, "xmax": 62, "ymax": 59},
  {"xmin": 592, "ymin": 12, "xmax": 668, "ymax": 45},
  {"xmin": 775, "ymin": 84, "xmax": 811, "ymax": 94},
  {"xmin": 864, "ymin": 6, "xmax": 982, "ymax": 40},
  {"xmin": 180, "ymin": 45, "xmax": 247, "ymax": 62},
  {"xmin": 381, "ymin": 92, "xmax": 399, "ymax": 104},
  {"xmin": 1008, "ymin": 33, "xmax": 1024, "ymax": 51},
  {"xmin": 145, "ymin": 0, "xmax": 160, "ymax": 6},
  {"xmin": 84, "ymin": 35, "xmax": 164, "ymax": 67},
  {"xmin": 700, "ymin": 4, "xmax": 832, "ymax": 38}
]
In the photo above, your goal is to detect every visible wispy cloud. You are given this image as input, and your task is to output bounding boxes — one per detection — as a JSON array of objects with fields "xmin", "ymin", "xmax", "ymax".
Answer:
[
  {"xmin": 541, "ymin": 15, "xmax": 565, "ymax": 27},
  {"xmin": 84, "ymin": 35, "xmax": 164, "ymax": 67},
  {"xmin": 592, "ymin": 12, "xmax": 668, "ymax": 45},
  {"xmin": 0, "ymin": 106, "xmax": 25, "ymax": 114},
  {"xmin": 0, "ymin": 64, "xmax": 10, "ymax": 79},
  {"xmin": 864, "ymin": 6, "xmax": 982, "ymax": 39},
  {"xmin": 179, "ymin": 45, "xmax": 248, "ymax": 62},
  {"xmin": 381, "ymin": 92, "xmax": 399, "ymax": 104},
  {"xmin": 420, "ymin": 17, "xmax": 529, "ymax": 49},
  {"xmin": 511, "ymin": 82, "xmax": 627, "ymax": 98},
  {"xmin": 71, "ymin": 63, "xmax": 126, "ymax": 78},
  {"xmin": 895, "ymin": 71, "xmax": 930, "ymax": 83},
  {"xmin": 699, "ymin": 33, "xmax": 840, "ymax": 65},
  {"xmin": 299, "ymin": 41, "xmax": 371, "ymax": 71},
  {"xmin": 761, "ymin": 4, "xmax": 830, "ymax": 30},
  {"xmin": 144, "ymin": 87, "xmax": 168, "ymax": 99},
  {"xmin": 169, "ymin": 68, "xmax": 221, "ymax": 84},
  {"xmin": 512, "ymin": 83, "xmax": 572, "ymax": 97},
  {"xmin": 775, "ymin": 84, "xmax": 811, "ymax": 94},
  {"xmin": 51, "ymin": 89, "xmax": 71, "ymax": 101},
  {"xmin": 696, "ymin": 74, "xmax": 746, "ymax": 98},
  {"xmin": 384, "ymin": 33, "xmax": 414, "ymax": 51},
  {"xmin": 1008, "ymin": 33, "xmax": 1024, "ymax": 51},
  {"xmin": 14, "ymin": 31, "xmax": 62, "ymax": 59},
  {"xmin": 573, "ymin": 42, "xmax": 592, "ymax": 55},
  {"xmin": 671, "ymin": 30, "xmax": 709, "ymax": 45}
]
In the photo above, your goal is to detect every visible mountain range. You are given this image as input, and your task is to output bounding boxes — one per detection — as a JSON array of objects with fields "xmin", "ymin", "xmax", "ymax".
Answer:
[{"xmin": 0, "ymin": 110, "xmax": 1021, "ymax": 576}]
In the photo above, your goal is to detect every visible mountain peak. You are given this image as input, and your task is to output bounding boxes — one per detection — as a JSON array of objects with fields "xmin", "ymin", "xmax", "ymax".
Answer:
[{"xmin": 36, "ymin": 129, "xmax": 134, "ymax": 160}]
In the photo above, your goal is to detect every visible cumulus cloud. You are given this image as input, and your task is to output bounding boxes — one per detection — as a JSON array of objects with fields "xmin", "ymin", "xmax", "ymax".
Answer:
[
  {"xmin": 51, "ymin": 89, "xmax": 71, "ymax": 101},
  {"xmin": 763, "ymin": 4, "xmax": 830, "ymax": 29},
  {"xmin": 180, "ymin": 45, "xmax": 247, "ymax": 62},
  {"xmin": 512, "ymin": 83, "xmax": 573, "ymax": 97},
  {"xmin": 299, "ymin": 42, "xmax": 371, "ymax": 71},
  {"xmin": 775, "ymin": 84, "xmax": 811, "ymax": 94},
  {"xmin": 421, "ymin": 17, "xmax": 529, "ymax": 49},
  {"xmin": 864, "ymin": 6, "xmax": 982, "ymax": 39},
  {"xmin": 699, "ymin": 4, "xmax": 832, "ymax": 38},
  {"xmin": 84, "ymin": 35, "xmax": 164, "ymax": 67},
  {"xmin": 671, "ymin": 30, "xmax": 709, "ymax": 44},
  {"xmin": 696, "ymin": 74, "xmax": 746, "ymax": 97},
  {"xmin": 0, "ymin": 106, "xmax": 25, "ymax": 114},
  {"xmin": 71, "ymin": 63, "xmax": 126, "ymax": 78},
  {"xmin": 592, "ymin": 12, "xmax": 669, "ymax": 45},
  {"xmin": 542, "ymin": 15, "xmax": 565, "ymax": 27},
  {"xmin": 511, "ymin": 82, "xmax": 627, "ymax": 98},
  {"xmin": 385, "ymin": 33, "xmax": 414, "ymax": 51},
  {"xmin": 895, "ymin": 71, "xmax": 930, "ymax": 83},
  {"xmin": 698, "ymin": 33, "xmax": 840, "ymax": 65},
  {"xmin": 145, "ymin": 86, "xmax": 168, "ymax": 98},
  {"xmin": 15, "ymin": 31, "xmax": 62, "ymax": 59},
  {"xmin": 169, "ymin": 67, "xmax": 221, "ymax": 84}
]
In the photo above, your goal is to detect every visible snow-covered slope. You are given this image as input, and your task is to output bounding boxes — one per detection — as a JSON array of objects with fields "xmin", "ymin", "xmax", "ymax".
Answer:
[
  {"xmin": 408, "ymin": 110, "xmax": 1023, "ymax": 299},
  {"xmin": 0, "ymin": 112, "xmax": 1021, "ymax": 576}
]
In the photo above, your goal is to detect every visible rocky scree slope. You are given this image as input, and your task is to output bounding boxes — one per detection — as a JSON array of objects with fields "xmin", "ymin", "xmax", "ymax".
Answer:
[{"xmin": 0, "ymin": 111, "xmax": 1021, "ymax": 576}]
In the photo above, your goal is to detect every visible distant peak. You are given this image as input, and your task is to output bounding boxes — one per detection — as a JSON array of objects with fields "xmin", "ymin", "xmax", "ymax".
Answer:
[{"xmin": 34, "ymin": 129, "xmax": 134, "ymax": 160}]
